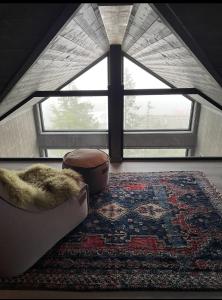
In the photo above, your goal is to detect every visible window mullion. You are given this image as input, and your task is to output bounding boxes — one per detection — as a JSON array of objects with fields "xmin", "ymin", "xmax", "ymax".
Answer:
[{"xmin": 108, "ymin": 45, "xmax": 123, "ymax": 162}]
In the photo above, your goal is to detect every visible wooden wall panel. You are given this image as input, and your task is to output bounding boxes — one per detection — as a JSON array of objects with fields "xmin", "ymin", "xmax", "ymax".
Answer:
[
  {"xmin": 0, "ymin": 3, "xmax": 109, "ymax": 119},
  {"xmin": 122, "ymin": 3, "xmax": 222, "ymax": 109}
]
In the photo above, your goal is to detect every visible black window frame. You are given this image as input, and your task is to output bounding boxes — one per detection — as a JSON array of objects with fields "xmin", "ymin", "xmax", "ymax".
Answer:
[
  {"xmin": 35, "ymin": 47, "xmax": 201, "ymax": 161},
  {"xmin": 38, "ymin": 54, "xmax": 109, "ymax": 133},
  {"xmin": 123, "ymin": 54, "xmax": 195, "ymax": 132}
]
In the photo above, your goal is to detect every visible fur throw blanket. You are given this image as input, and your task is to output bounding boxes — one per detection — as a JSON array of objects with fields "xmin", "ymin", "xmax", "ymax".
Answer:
[{"xmin": 0, "ymin": 164, "xmax": 83, "ymax": 211}]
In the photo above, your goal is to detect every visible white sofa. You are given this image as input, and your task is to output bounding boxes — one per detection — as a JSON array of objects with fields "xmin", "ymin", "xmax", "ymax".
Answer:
[{"xmin": 0, "ymin": 182, "xmax": 88, "ymax": 277}]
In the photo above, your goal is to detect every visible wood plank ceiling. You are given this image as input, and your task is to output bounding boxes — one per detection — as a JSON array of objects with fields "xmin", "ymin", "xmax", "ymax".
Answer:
[
  {"xmin": 0, "ymin": 3, "xmax": 222, "ymax": 121},
  {"xmin": 122, "ymin": 3, "xmax": 222, "ymax": 112},
  {"xmin": 98, "ymin": 5, "xmax": 132, "ymax": 44},
  {"xmin": 156, "ymin": 3, "xmax": 222, "ymax": 83},
  {"xmin": 0, "ymin": 3, "xmax": 109, "ymax": 119},
  {"xmin": 0, "ymin": 3, "xmax": 70, "ymax": 98}
]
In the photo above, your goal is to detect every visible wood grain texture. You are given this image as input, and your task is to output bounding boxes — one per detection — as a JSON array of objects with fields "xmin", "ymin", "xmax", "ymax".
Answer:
[
  {"xmin": 123, "ymin": 4, "xmax": 159, "ymax": 52},
  {"xmin": 165, "ymin": 3, "xmax": 222, "ymax": 83},
  {"xmin": 99, "ymin": 5, "xmax": 132, "ymax": 44},
  {"xmin": 0, "ymin": 3, "xmax": 109, "ymax": 119},
  {"xmin": 0, "ymin": 3, "xmax": 68, "ymax": 98},
  {"xmin": 122, "ymin": 3, "xmax": 222, "ymax": 109}
]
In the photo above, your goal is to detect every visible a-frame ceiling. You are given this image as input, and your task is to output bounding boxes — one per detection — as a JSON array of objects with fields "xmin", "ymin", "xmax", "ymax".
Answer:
[
  {"xmin": 0, "ymin": 3, "xmax": 222, "ymax": 121},
  {"xmin": 122, "ymin": 3, "xmax": 222, "ymax": 112},
  {"xmin": 0, "ymin": 3, "xmax": 109, "ymax": 120}
]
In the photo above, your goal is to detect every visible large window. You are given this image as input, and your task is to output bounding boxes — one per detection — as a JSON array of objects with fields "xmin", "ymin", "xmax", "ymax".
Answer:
[
  {"xmin": 123, "ymin": 57, "xmax": 193, "ymax": 131},
  {"xmin": 37, "ymin": 56, "xmax": 108, "ymax": 156},
  {"xmin": 37, "ymin": 50, "xmax": 198, "ymax": 160},
  {"xmin": 122, "ymin": 55, "xmax": 195, "ymax": 158},
  {"xmin": 124, "ymin": 95, "xmax": 192, "ymax": 131},
  {"xmin": 40, "ymin": 57, "xmax": 108, "ymax": 132},
  {"xmin": 41, "ymin": 96, "xmax": 108, "ymax": 131}
]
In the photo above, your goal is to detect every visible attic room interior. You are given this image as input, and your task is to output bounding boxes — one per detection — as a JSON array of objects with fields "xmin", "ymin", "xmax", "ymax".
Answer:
[{"xmin": 0, "ymin": 2, "xmax": 222, "ymax": 299}]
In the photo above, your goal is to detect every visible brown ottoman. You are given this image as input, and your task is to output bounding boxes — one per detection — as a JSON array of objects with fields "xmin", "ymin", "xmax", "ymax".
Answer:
[{"xmin": 62, "ymin": 149, "xmax": 109, "ymax": 194}]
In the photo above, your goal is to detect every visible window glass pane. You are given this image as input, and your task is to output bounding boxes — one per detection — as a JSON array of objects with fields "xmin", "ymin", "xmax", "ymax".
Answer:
[
  {"xmin": 124, "ymin": 148, "xmax": 187, "ymax": 158},
  {"xmin": 41, "ymin": 96, "xmax": 108, "ymax": 130},
  {"xmin": 62, "ymin": 58, "xmax": 107, "ymax": 91},
  {"xmin": 47, "ymin": 149, "xmax": 109, "ymax": 157},
  {"xmin": 124, "ymin": 57, "xmax": 170, "ymax": 89},
  {"xmin": 124, "ymin": 95, "xmax": 192, "ymax": 130}
]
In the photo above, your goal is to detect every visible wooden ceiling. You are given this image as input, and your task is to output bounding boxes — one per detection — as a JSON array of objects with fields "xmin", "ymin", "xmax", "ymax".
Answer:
[
  {"xmin": 0, "ymin": 3, "xmax": 109, "ymax": 119},
  {"xmin": 0, "ymin": 3, "xmax": 222, "ymax": 120},
  {"xmin": 0, "ymin": 3, "xmax": 69, "ymax": 96},
  {"xmin": 156, "ymin": 3, "xmax": 222, "ymax": 81},
  {"xmin": 99, "ymin": 5, "xmax": 132, "ymax": 44},
  {"xmin": 122, "ymin": 3, "xmax": 222, "ymax": 111}
]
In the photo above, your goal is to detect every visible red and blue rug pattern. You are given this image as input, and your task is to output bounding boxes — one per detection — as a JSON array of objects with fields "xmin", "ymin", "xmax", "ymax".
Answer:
[{"xmin": 1, "ymin": 171, "xmax": 222, "ymax": 291}]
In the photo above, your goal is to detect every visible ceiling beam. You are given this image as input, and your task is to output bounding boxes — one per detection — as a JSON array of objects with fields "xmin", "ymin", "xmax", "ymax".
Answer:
[{"xmin": 1, "ymin": 86, "xmax": 221, "ymax": 124}]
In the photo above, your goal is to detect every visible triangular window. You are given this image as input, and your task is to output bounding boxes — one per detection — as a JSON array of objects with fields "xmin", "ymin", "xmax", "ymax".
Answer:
[
  {"xmin": 123, "ymin": 56, "xmax": 192, "ymax": 130},
  {"xmin": 124, "ymin": 56, "xmax": 170, "ymax": 89},
  {"xmin": 41, "ymin": 57, "xmax": 108, "ymax": 131},
  {"xmin": 62, "ymin": 57, "xmax": 108, "ymax": 91}
]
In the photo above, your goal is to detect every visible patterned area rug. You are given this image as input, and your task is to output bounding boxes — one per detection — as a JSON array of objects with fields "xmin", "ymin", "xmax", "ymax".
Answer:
[{"xmin": 1, "ymin": 171, "xmax": 222, "ymax": 291}]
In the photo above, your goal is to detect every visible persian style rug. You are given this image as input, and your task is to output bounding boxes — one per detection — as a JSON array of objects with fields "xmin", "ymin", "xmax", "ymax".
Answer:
[{"xmin": 1, "ymin": 171, "xmax": 222, "ymax": 291}]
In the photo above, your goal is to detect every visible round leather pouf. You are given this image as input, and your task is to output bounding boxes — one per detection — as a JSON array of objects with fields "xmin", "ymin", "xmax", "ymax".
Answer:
[{"xmin": 62, "ymin": 149, "xmax": 109, "ymax": 194}]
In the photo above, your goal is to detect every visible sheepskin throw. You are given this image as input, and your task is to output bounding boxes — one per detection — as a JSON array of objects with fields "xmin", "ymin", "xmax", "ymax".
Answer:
[{"xmin": 0, "ymin": 164, "xmax": 83, "ymax": 211}]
